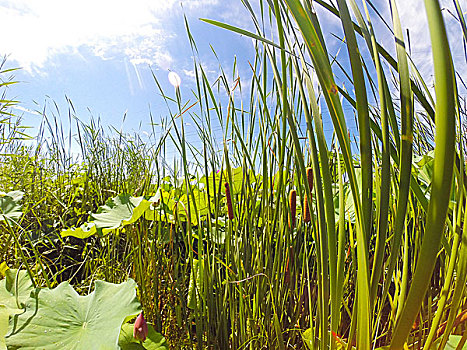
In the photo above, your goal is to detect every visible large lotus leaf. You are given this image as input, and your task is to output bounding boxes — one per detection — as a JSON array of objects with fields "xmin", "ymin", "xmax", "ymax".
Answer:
[
  {"xmin": 143, "ymin": 207, "xmax": 175, "ymax": 224},
  {"xmin": 0, "ymin": 269, "xmax": 34, "ymax": 311},
  {"xmin": 302, "ymin": 328, "xmax": 314, "ymax": 350},
  {"xmin": 187, "ymin": 259, "xmax": 204, "ymax": 309},
  {"xmin": 190, "ymin": 188, "xmax": 209, "ymax": 217},
  {"xmin": 198, "ymin": 173, "xmax": 223, "ymax": 197},
  {"xmin": 334, "ymin": 167, "xmax": 370, "ymax": 224},
  {"xmin": 91, "ymin": 195, "xmax": 151, "ymax": 234},
  {"xmin": 0, "ymin": 305, "xmax": 8, "ymax": 350},
  {"xmin": 71, "ymin": 173, "xmax": 88, "ymax": 185},
  {"xmin": 333, "ymin": 182, "xmax": 355, "ymax": 224},
  {"xmin": 199, "ymin": 167, "xmax": 252, "ymax": 197},
  {"xmin": 431, "ymin": 335, "xmax": 467, "ymax": 349},
  {"xmin": 118, "ymin": 322, "xmax": 168, "ymax": 350},
  {"xmin": 0, "ymin": 191, "xmax": 23, "ymax": 222},
  {"xmin": 61, "ymin": 222, "xmax": 97, "ymax": 239},
  {"xmin": 205, "ymin": 225, "xmax": 226, "ymax": 245},
  {"xmin": 6, "ymin": 279, "xmax": 140, "ymax": 350},
  {"xmin": 62, "ymin": 195, "xmax": 152, "ymax": 238},
  {"xmin": 227, "ymin": 167, "xmax": 257, "ymax": 195},
  {"xmin": 414, "ymin": 152, "xmax": 434, "ymax": 186},
  {"xmin": 145, "ymin": 188, "xmax": 209, "ymax": 226},
  {"xmin": 0, "ymin": 269, "xmax": 35, "ymax": 349},
  {"xmin": 175, "ymin": 193, "xmax": 208, "ymax": 226},
  {"xmin": 144, "ymin": 190, "xmax": 175, "ymax": 223}
]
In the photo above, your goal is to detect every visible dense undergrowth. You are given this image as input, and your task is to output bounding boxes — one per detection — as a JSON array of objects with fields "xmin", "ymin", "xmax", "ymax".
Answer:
[{"xmin": 2, "ymin": 0, "xmax": 467, "ymax": 349}]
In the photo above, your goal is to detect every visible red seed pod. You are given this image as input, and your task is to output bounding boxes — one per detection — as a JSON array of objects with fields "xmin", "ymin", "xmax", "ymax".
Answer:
[
  {"xmin": 133, "ymin": 312, "xmax": 148, "ymax": 342},
  {"xmin": 303, "ymin": 194, "xmax": 311, "ymax": 223},
  {"xmin": 224, "ymin": 182, "xmax": 234, "ymax": 220},
  {"xmin": 289, "ymin": 190, "xmax": 297, "ymax": 229}
]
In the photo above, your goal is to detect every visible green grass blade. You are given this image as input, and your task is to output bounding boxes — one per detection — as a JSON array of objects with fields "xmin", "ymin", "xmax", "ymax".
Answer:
[
  {"xmin": 389, "ymin": 0, "xmax": 456, "ymax": 347},
  {"xmin": 335, "ymin": 0, "xmax": 372, "ymax": 249},
  {"xmin": 281, "ymin": 1, "xmax": 371, "ymax": 348},
  {"xmin": 379, "ymin": 0, "xmax": 414, "ymax": 317}
]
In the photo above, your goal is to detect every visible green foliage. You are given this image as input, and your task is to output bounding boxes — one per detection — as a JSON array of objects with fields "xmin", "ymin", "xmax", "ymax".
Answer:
[
  {"xmin": 61, "ymin": 194, "xmax": 153, "ymax": 238},
  {"xmin": 0, "ymin": 191, "xmax": 23, "ymax": 223},
  {"xmin": 5, "ymin": 278, "xmax": 140, "ymax": 350},
  {"xmin": 2, "ymin": 0, "xmax": 467, "ymax": 348},
  {"xmin": 0, "ymin": 269, "xmax": 35, "ymax": 350}
]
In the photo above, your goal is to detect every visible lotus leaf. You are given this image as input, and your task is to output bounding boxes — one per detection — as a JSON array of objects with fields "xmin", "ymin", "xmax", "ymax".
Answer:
[
  {"xmin": 0, "ymin": 191, "xmax": 23, "ymax": 222},
  {"xmin": 145, "ymin": 188, "xmax": 209, "ymax": 226},
  {"xmin": 0, "ymin": 269, "xmax": 34, "ymax": 312},
  {"xmin": 301, "ymin": 328, "xmax": 314, "ymax": 350},
  {"xmin": 0, "ymin": 305, "xmax": 8, "ymax": 350},
  {"xmin": 0, "ymin": 269, "xmax": 35, "ymax": 349},
  {"xmin": 144, "ymin": 189, "xmax": 176, "ymax": 223},
  {"xmin": 187, "ymin": 258, "xmax": 204, "ymax": 309},
  {"xmin": 61, "ymin": 222, "xmax": 97, "ymax": 239},
  {"xmin": 431, "ymin": 335, "xmax": 467, "ymax": 349},
  {"xmin": 61, "ymin": 195, "xmax": 151, "ymax": 238},
  {"xmin": 92, "ymin": 195, "xmax": 151, "ymax": 234},
  {"xmin": 5, "ymin": 279, "xmax": 140, "ymax": 350}
]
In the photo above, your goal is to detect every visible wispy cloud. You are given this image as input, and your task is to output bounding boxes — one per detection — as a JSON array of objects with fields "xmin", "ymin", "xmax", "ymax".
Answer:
[
  {"xmin": 0, "ymin": 0, "xmax": 221, "ymax": 73},
  {"xmin": 12, "ymin": 105, "xmax": 42, "ymax": 116},
  {"xmin": 389, "ymin": 0, "xmax": 466, "ymax": 89}
]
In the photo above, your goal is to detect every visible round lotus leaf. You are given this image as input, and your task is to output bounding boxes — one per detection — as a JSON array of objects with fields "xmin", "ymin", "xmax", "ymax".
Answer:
[{"xmin": 6, "ymin": 279, "xmax": 140, "ymax": 350}]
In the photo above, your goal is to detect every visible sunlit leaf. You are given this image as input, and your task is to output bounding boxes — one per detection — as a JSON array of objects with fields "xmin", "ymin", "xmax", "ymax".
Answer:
[
  {"xmin": 61, "ymin": 222, "xmax": 97, "ymax": 239},
  {"xmin": 0, "ymin": 191, "xmax": 23, "ymax": 222},
  {"xmin": 187, "ymin": 259, "xmax": 204, "ymax": 309},
  {"xmin": 6, "ymin": 279, "xmax": 140, "ymax": 350}
]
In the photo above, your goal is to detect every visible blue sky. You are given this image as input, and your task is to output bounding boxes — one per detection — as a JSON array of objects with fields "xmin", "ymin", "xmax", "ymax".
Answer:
[{"xmin": 1, "ymin": 0, "xmax": 466, "ymax": 156}]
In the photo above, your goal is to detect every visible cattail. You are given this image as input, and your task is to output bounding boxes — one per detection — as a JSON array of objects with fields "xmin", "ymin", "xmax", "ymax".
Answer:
[
  {"xmin": 133, "ymin": 312, "xmax": 148, "ymax": 342},
  {"xmin": 284, "ymin": 245, "xmax": 295, "ymax": 285},
  {"xmin": 412, "ymin": 313, "xmax": 420, "ymax": 330},
  {"xmin": 289, "ymin": 189, "xmax": 297, "ymax": 229},
  {"xmin": 303, "ymin": 167, "xmax": 313, "ymax": 224},
  {"xmin": 303, "ymin": 194, "xmax": 311, "ymax": 223},
  {"xmin": 224, "ymin": 182, "xmax": 234, "ymax": 220},
  {"xmin": 306, "ymin": 167, "xmax": 313, "ymax": 193}
]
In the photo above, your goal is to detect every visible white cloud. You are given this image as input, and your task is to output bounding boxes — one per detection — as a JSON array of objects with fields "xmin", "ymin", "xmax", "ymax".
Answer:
[
  {"xmin": 12, "ymin": 105, "xmax": 42, "ymax": 116},
  {"xmin": 390, "ymin": 0, "xmax": 467, "ymax": 89},
  {"xmin": 0, "ymin": 0, "xmax": 221, "ymax": 73}
]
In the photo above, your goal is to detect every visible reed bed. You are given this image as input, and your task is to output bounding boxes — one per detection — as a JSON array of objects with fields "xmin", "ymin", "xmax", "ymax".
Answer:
[{"xmin": 1, "ymin": 0, "xmax": 467, "ymax": 349}]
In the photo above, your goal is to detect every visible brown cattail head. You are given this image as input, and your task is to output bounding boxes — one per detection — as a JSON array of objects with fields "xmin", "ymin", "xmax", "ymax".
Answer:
[
  {"xmin": 303, "ymin": 167, "xmax": 313, "ymax": 223},
  {"xmin": 289, "ymin": 190, "xmax": 297, "ymax": 229},
  {"xmin": 224, "ymin": 182, "xmax": 234, "ymax": 220},
  {"xmin": 303, "ymin": 194, "xmax": 311, "ymax": 223},
  {"xmin": 306, "ymin": 167, "xmax": 313, "ymax": 193},
  {"xmin": 412, "ymin": 313, "xmax": 420, "ymax": 330},
  {"xmin": 284, "ymin": 245, "xmax": 295, "ymax": 285}
]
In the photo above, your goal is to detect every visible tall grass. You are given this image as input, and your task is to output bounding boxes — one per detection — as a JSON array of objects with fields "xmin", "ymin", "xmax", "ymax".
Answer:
[{"xmin": 1, "ymin": 0, "xmax": 467, "ymax": 349}]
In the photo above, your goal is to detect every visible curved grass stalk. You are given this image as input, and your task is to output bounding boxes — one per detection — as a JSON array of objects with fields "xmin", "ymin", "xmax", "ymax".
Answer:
[
  {"xmin": 335, "ymin": 0, "xmax": 372, "ymax": 249},
  {"xmin": 389, "ymin": 0, "xmax": 457, "ymax": 347},
  {"xmin": 291, "ymin": 55, "xmax": 331, "ymax": 348},
  {"xmin": 380, "ymin": 0, "xmax": 414, "ymax": 322},
  {"xmin": 359, "ymin": 0, "xmax": 391, "ymax": 315}
]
